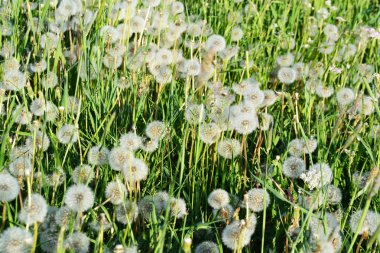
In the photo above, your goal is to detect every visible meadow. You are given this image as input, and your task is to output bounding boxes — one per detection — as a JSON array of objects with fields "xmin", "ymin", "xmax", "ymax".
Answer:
[{"xmin": 0, "ymin": 0, "xmax": 379, "ymax": 252}]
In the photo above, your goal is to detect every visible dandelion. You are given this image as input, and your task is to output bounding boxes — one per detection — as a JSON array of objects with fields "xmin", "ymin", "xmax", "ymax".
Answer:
[
  {"xmin": 145, "ymin": 121, "xmax": 166, "ymax": 141},
  {"xmin": 315, "ymin": 84, "xmax": 334, "ymax": 98},
  {"xmin": 232, "ymin": 78, "xmax": 259, "ymax": 96},
  {"xmin": 103, "ymin": 54, "xmax": 122, "ymax": 69},
  {"xmin": 357, "ymin": 96, "xmax": 374, "ymax": 115},
  {"xmin": 349, "ymin": 210, "xmax": 380, "ymax": 236},
  {"xmin": 185, "ymin": 59, "xmax": 201, "ymax": 76},
  {"xmin": 9, "ymin": 157, "xmax": 32, "ymax": 177},
  {"xmin": 105, "ymin": 180, "xmax": 127, "ymax": 205},
  {"xmin": 30, "ymin": 97, "xmax": 46, "ymax": 116},
  {"xmin": 243, "ymin": 188, "xmax": 270, "ymax": 212},
  {"xmin": 19, "ymin": 193, "xmax": 48, "ymax": 225},
  {"xmin": 282, "ymin": 157, "xmax": 306, "ymax": 179},
  {"xmin": 154, "ymin": 65, "xmax": 173, "ymax": 84},
  {"xmin": 122, "ymin": 157, "xmax": 149, "ymax": 183},
  {"xmin": 261, "ymin": 90, "xmax": 277, "ymax": 107},
  {"xmin": 222, "ymin": 220, "xmax": 251, "ymax": 250},
  {"xmin": 2, "ymin": 70, "xmax": 27, "ymax": 91},
  {"xmin": 260, "ymin": 113, "xmax": 273, "ymax": 131},
  {"xmin": 185, "ymin": 103, "xmax": 205, "ymax": 125},
  {"xmin": 57, "ymin": 124, "xmax": 78, "ymax": 144},
  {"xmin": 64, "ymin": 184, "xmax": 95, "ymax": 212},
  {"xmin": 213, "ymin": 204, "xmax": 234, "ymax": 222},
  {"xmin": 199, "ymin": 122, "xmax": 221, "ymax": 144},
  {"xmin": 142, "ymin": 0, "xmax": 161, "ymax": 7},
  {"xmin": 0, "ymin": 40, "xmax": 14, "ymax": 58},
  {"xmin": 327, "ymin": 185, "xmax": 342, "ymax": 205},
  {"xmin": 278, "ymin": 67, "xmax": 296, "ymax": 84},
  {"xmin": 231, "ymin": 113, "xmax": 259, "ymax": 134},
  {"xmin": 292, "ymin": 62, "xmax": 309, "ymax": 80},
  {"xmin": 130, "ymin": 15, "xmax": 145, "ymax": 34},
  {"xmin": 300, "ymin": 163, "xmax": 333, "ymax": 190},
  {"xmin": 231, "ymin": 26, "xmax": 244, "ymax": 41},
  {"xmin": 13, "ymin": 105, "xmax": 32, "ymax": 125},
  {"xmin": 0, "ymin": 172, "xmax": 20, "ymax": 201},
  {"xmin": 40, "ymin": 32, "xmax": 59, "ymax": 49},
  {"xmin": 205, "ymin": 34, "xmax": 226, "ymax": 52},
  {"xmin": 170, "ymin": 197, "xmax": 187, "ymax": 218},
  {"xmin": 45, "ymin": 101, "xmax": 58, "ymax": 122},
  {"xmin": 116, "ymin": 201, "xmax": 139, "ymax": 224},
  {"xmin": 171, "ymin": 1, "xmax": 184, "ymax": 15},
  {"xmin": 0, "ymin": 227, "xmax": 33, "ymax": 253},
  {"xmin": 288, "ymin": 139, "xmax": 305, "ymax": 157},
  {"xmin": 155, "ymin": 48, "xmax": 173, "ymax": 65},
  {"xmin": 55, "ymin": 206, "xmax": 74, "ymax": 227},
  {"xmin": 369, "ymin": 125, "xmax": 380, "ymax": 139},
  {"xmin": 276, "ymin": 53, "xmax": 294, "ymax": 67},
  {"xmin": 336, "ymin": 87, "xmax": 355, "ymax": 107},
  {"xmin": 138, "ymin": 196, "xmax": 155, "ymax": 220},
  {"xmin": 41, "ymin": 72, "xmax": 58, "ymax": 89},
  {"xmin": 218, "ymin": 139, "xmax": 241, "ymax": 159},
  {"xmin": 109, "ymin": 146, "xmax": 131, "ymax": 171},
  {"xmin": 299, "ymin": 191, "xmax": 324, "ymax": 210},
  {"xmin": 230, "ymin": 103, "xmax": 256, "ymax": 117},
  {"xmin": 244, "ymin": 89, "xmax": 265, "ymax": 107},
  {"xmin": 194, "ymin": 241, "xmax": 219, "ymax": 253},
  {"xmin": 29, "ymin": 59, "xmax": 47, "ymax": 74},
  {"xmin": 25, "ymin": 130, "xmax": 50, "ymax": 152},
  {"xmin": 208, "ymin": 189, "xmax": 230, "ymax": 209},
  {"xmin": 318, "ymin": 41, "xmax": 335, "ymax": 55},
  {"xmin": 100, "ymin": 25, "xmax": 120, "ymax": 43},
  {"xmin": 64, "ymin": 232, "xmax": 90, "ymax": 253},
  {"xmin": 153, "ymin": 191, "xmax": 169, "ymax": 213},
  {"xmin": 72, "ymin": 164, "xmax": 94, "ymax": 184},
  {"xmin": 88, "ymin": 146, "xmax": 109, "ymax": 166},
  {"xmin": 324, "ymin": 24, "xmax": 339, "ymax": 41}
]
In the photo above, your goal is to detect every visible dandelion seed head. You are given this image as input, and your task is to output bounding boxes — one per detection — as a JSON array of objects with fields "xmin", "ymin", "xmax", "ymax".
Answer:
[
  {"xmin": 231, "ymin": 113, "xmax": 259, "ymax": 135},
  {"xmin": 170, "ymin": 197, "xmax": 187, "ymax": 219},
  {"xmin": 349, "ymin": 210, "xmax": 380, "ymax": 236},
  {"xmin": 64, "ymin": 184, "xmax": 95, "ymax": 212},
  {"xmin": 0, "ymin": 172, "xmax": 20, "ymax": 202},
  {"xmin": 243, "ymin": 188, "xmax": 270, "ymax": 212},
  {"xmin": 208, "ymin": 189, "xmax": 230, "ymax": 209},
  {"xmin": 327, "ymin": 185, "xmax": 342, "ymax": 205},
  {"xmin": 194, "ymin": 241, "xmax": 219, "ymax": 253},
  {"xmin": 185, "ymin": 103, "xmax": 206, "ymax": 125},
  {"xmin": 278, "ymin": 67, "xmax": 296, "ymax": 84},
  {"xmin": 315, "ymin": 85, "xmax": 334, "ymax": 98},
  {"xmin": 138, "ymin": 196, "xmax": 155, "ymax": 220},
  {"xmin": 336, "ymin": 87, "xmax": 355, "ymax": 107},
  {"xmin": 2, "ymin": 70, "xmax": 27, "ymax": 91},
  {"xmin": 243, "ymin": 89, "xmax": 265, "ymax": 107},
  {"xmin": 105, "ymin": 180, "xmax": 127, "ymax": 205},
  {"xmin": 218, "ymin": 139, "xmax": 241, "ymax": 159},
  {"xmin": 231, "ymin": 26, "xmax": 244, "ymax": 41},
  {"xmin": 145, "ymin": 121, "xmax": 166, "ymax": 141},
  {"xmin": 282, "ymin": 156, "xmax": 306, "ymax": 179},
  {"xmin": 199, "ymin": 122, "xmax": 221, "ymax": 144},
  {"xmin": 9, "ymin": 157, "xmax": 32, "ymax": 177},
  {"xmin": 116, "ymin": 201, "xmax": 139, "ymax": 224},
  {"xmin": 19, "ymin": 193, "xmax": 48, "ymax": 225},
  {"xmin": 87, "ymin": 146, "xmax": 109, "ymax": 166},
  {"xmin": 64, "ymin": 232, "xmax": 90, "ymax": 253},
  {"xmin": 221, "ymin": 220, "xmax": 251, "ymax": 250},
  {"xmin": 122, "ymin": 157, "xmax": 149, "ymax": 183},
  {"xmin": 276, "ymin": 53, "xmax": 294, "ymax": 67},
  {"xmin": 0, "ymin": 227, "xmax": 33, "ymax": 253},
  {"xmin": 57, "ymin": 124, "xmax": 78, "ymax": 144},
  {"xmin": 72, "ymin": 164, "xmax": 94, "ymax": 184},
  {"xmin": 300, "ymin": 163, "xmax": 333, "ymax": 190},
  {"xmin": 153, "ymin": 191, "xmax": 169, "ymax": 214},
  {"xmin": 109, "ymin": 146, "xmax": 131, "ymax": 171},
  {"xmin": 205, "ymin": 34, "xmax": 226, "ymax": 52}
]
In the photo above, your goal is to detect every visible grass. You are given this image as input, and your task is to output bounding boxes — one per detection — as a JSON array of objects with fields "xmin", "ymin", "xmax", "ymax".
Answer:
[{"xmin": 0, "ymin": 0, "xmax": 379, "ymax": 252}]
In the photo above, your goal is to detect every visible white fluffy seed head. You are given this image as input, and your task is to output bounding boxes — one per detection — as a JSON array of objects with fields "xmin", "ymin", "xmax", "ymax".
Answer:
[
  {"xmin": 64, "ymin": 184, "xmax": 94, "ymax": 212},
  {"xmin": 207, "ymin": 189, "xmax": 230, "ymax": 209},
  {"xmin": 217, "ymin": 139, "xmax": 241, "ymax": 159},
  {"xmin": 0, "ymin": 227, "xmax": 33, "ymax": 253},
  {"xmin": 105, "ymin": 180, "xmax": 127, "ymax": 205},
  {"xmin": 19, "ymin": 193, "xmax": 48, "ymax": 225},
  {"xmin": 282, "ymin": 156, "xmax": 306, "ymax": 178},
  {"xmin": 243, "ymin": 188, "xmax": 270, "ymax": 212},
  {"xmin": 0, "ymin": 172, "xmax": 20, "ymax": 202}
]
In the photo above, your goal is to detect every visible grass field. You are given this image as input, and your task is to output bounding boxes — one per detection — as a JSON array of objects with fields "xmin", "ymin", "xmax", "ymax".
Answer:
[{"xmin": 0, "ymin": 0, "xmax": 379, "ymax": 252}]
